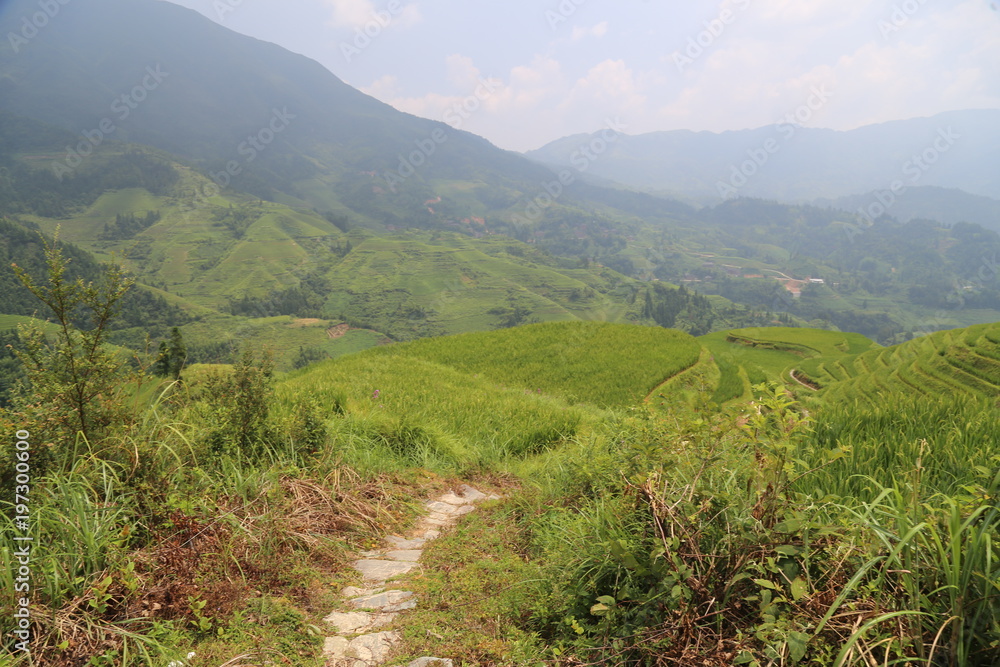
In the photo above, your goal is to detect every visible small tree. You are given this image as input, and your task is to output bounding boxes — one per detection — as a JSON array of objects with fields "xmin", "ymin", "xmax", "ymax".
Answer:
[
  {"xmin": 203, "ymin": 347, "xmax": 275, "ymax": 459},
  {"xmin": 152, "ymin": 327, "xmax": 187, "ymax": 380},
  {"xmin": 11, "ymin": 233, "xmax": 135, "ymax": 453}
]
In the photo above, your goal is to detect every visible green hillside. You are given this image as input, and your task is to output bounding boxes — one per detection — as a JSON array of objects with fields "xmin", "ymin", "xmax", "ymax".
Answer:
[
  {"xmin": 321, "ymin": 236, "xmax": 638, "ymax": 340},
  {"xmin": 356, "ymin": 321, "xmax": 703, "ymax": 407},
  {"xmin": 699, "ymin": 327, "xmax": 879, "ymax": 404},
  {"xmin": 799, "ymin": 322, "xmax": 1000, "ymax": 402}
]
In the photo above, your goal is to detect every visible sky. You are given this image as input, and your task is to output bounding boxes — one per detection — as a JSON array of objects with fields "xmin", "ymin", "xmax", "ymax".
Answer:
[{"xmin": 163, "ymin": 0, "xmax": 1000, "ymax": 152}]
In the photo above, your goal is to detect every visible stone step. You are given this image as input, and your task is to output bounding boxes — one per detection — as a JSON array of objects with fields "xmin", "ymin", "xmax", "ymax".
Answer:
[
  {"xmin": 437, "ymin": 492, "xmax": 469, "ymax": 506},
  {"xmin": 458, "ymin": 484, "xmax": 488, "ymax": 502},
  {"xmin": 425, "ymin": 500, "xmax": 464, "ymax": 515},
  {"xmin": 324, "ymin": 486, "xmax": 496, "ymax": 666},
  {"xmin": 353, "ymin": 559, "xmax": 418, "ymax": 581},
  {"xmin": 386, "ymin": 536, "xmax": 426, "ymax": 550},
  {"xmin": 342, "ymin": 586, "xmax": 383, "ymax": 598},
  {"xmin": 324, "ymin": 630, "xmax": 399, "ymax": 666},
  {"xmin": 349, "ymin": 590, "xmax": 416, "ymax": 612},
  {"xmin": 323, "ymin": 610, "xmax": 395, "ymax": 635}
]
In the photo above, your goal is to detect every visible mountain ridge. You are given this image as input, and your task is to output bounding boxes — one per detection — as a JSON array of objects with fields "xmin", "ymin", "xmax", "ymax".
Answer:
[{"xmin": 526, "ymin": 109, "xmax": 1000, "ymax": 203}]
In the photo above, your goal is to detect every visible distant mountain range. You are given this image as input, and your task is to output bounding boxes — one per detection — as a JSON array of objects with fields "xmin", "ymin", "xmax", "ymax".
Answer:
[
  {"xmin": 1, "ymin": 0, "xmax": 999, "ymax": 347},
  {"xmin": 815, "ymin": 186, "xmax": 1000, "ymax": 233},
  {"xmin": 527, "ymin": 111, "xmax": 1000, "ymax": 206}
]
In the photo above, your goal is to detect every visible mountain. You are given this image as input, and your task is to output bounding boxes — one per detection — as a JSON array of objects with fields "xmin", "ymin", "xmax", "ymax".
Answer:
[
  {"xmin": 2, "ymin": 0, "xmax": 999, "ymax": 348},
  {"xmin": 815, "ymin": 186, "xmax": 1000, "ymax": 233},
  {"xmin": 526, "ymin": 111, "xmax": 1000, "ymax": 204},
  {"xmin": 0, "ymin": 0, "xmax": 559, "ymax": 216}
]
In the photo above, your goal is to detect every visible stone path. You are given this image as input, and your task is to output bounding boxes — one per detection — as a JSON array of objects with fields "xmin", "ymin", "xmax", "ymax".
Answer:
[{"xmin": 322, "ymin": 484, "xmax": 498, "ymax": 667}]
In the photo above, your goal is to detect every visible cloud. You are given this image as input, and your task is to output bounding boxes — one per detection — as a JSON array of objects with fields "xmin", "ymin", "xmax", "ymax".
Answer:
[
  {"xmin": 571, "ymin": 21, "xmax": 609, "ymax": 41},
  {"xmin": 445, "ymin": 54, "xmax": 481, "ymax": 89},
  {"xmin": 324, "ymin": 0, "xmax": 421, "ymax": 30},
  {"xmin": 353, "ymin": 0, "xmax": 1000, "ymax": 150},
  {"xmin": 362, "ymin": 74, "xmax": 403, "ymax": 99}
]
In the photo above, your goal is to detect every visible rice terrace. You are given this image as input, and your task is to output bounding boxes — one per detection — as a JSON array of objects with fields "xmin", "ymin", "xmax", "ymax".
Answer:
[{"xmin": 2, "ymin": 1, "xmax": 1000, "ymax": 666}]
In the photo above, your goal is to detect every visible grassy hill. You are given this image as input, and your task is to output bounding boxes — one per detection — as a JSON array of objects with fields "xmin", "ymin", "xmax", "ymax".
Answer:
[
  {"xmin": 276, "ymin": 322, "xmax": 704, "ymax": 468},
  {"xmin": 798, "ymin": 322, "xmax": 1000, "ymax": 402},
  {"xmin": 357, "ymin": 321, "xmax": 702, "ymax": 407},
  {"xmin": 698, "ymin": 327, "xmax": 879, "ymax": 404},
  {"xmin": 321, "ymin": 237, "xmax": 638, "ymax": 340}
]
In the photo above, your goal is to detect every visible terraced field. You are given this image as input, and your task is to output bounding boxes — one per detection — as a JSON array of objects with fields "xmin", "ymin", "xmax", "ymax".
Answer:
[
  {"xmin": 699, "ymin": 327, "xmax": 878, "ymax": 403},
  {"xmin": 358, "ymin": 321, "xmax": 704, "ymax": 408},
  {"xmin": 798, "ymin": 322, "xmax": 1000, "ymax": 402}
]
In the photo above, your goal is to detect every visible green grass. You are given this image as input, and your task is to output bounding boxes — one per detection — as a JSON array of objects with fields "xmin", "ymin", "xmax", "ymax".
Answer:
[
  {"xmin": 0, "ymin": 314, "xmax": 60, "ymax": 333},
  {"xmin": 809, "ymin": 322, "xmax": 1000, "ymax": 403},
  {"xmin": 362, "ymin": 321, "xmax": 703, "ymax": 408},
  {"xmin": 722, "ymin": 327, "xmax": 877, "ymax": 357},
  {"xmin": 804, "ymin": 393, "xmax": 1000, "ymax": 498},
  {"xmin": 278, "ymin": 350, "xmax": 598, "ymax": 470},
  {"xmin": 320, "ymin": 234, "xmax": 635, "ymax": 340},
  {"xmin": 697, "ymin": 327, "xmax": 876, "ymax": 402}
]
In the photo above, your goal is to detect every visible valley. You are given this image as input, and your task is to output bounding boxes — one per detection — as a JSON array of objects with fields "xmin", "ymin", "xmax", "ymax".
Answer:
[{"xmin": 0, "ymin": 0, "xmax": 998, "ymax": 665}]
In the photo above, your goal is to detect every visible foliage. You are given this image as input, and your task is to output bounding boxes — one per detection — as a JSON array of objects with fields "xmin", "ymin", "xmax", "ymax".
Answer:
[
  {"xmin": 200, "ymin": 348, "xmax": 276, "ymax": 460},
  {"xmin": 152, "ymin": 327, "xmax": 187, "ymax": 380},
  {"xmin": 9, "ymin": 235, "xmax": 136, "ymax": 457},
  {"xmin": 99, "ymin": 210, "xmax": 162, "ymax": 241}
]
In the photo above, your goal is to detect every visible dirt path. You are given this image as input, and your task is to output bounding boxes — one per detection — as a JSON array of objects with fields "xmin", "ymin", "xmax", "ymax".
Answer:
[
  {"xmin": 643, "ymin": 347, "xmax": 713, "ymax": 403},
  {"xmin": 322, "ymin": 485, "xmax": 499, "ymax": 667},
  {"xmin": 788, "ymin": 368, "xmax": 820, "ymax": 391}
]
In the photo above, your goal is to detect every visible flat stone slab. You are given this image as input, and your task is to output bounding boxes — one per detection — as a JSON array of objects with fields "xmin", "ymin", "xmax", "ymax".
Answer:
[
  {"xmin": 385, "ymin": 550, "xmax": 422, "ymax": 562},
  {"xmin": 422, "ymin": 529, "xmax": 440, "ymax": 540},
  {"xmin": 353, "ymin": 559, "xmax": 418, "ymax": 581},
  {"xmin": 324, "ymin": 635, "xmax": 350, "ymax": 657},
  {"xmin": 454, "ymin": 504, "xmax": 476, "ymax": 516},
  {"xmin": 386, "ymin": 536, "xmax": 425, "ymax": 550},
  {"xmin": 422, "ymin": 515, "xmax": 451, "ymax": 527},
  {"xmin": 342, "ymin": 586, "xmax": 382, "ymax": 598},
  {"xmin": 348, "ymin": 631, "xmax": 399, "ymax": 665},
  {"xmin": 426, "ymin": 500, "xmax": 463, "ymax": 515},
  {"xmin": 349, "ymin": 590, "xmax": 415, "ymax": 612},
  {"xmin": 438, "ymin": 492, "xmax": 469, "ymax": 506},
  {"xmin": 407, "ymin": 659, "xmax": 454, "ymax": 667},
  {"xmin": 458, "ymin": 484, "xmax": 488, "ymax": 502},
  {"xmin": 323, "ymin": 610, "xmax": 394, "ymax": 635}
]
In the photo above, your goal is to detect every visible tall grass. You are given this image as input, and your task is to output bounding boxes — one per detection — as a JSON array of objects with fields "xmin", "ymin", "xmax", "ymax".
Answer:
[
  {"xmin": 803, "ymin": 394, "xmax": 1000, "ymax": 499},
  {"xmin": 834, "ymin": 477, "xmax": 1000, "ymax": 666},
  {"xmin": 359, "ymin": 321, "xmax": 704, "ymax": 407},
  {"xmin": 278, "ymin": 353, "xmax": 597, "ymax": 472}
]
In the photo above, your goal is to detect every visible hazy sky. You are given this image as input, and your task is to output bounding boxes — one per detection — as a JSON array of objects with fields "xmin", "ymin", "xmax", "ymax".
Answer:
[{"xmin": 163, "ymin": 0, "xmax": 1000, "ymax": 151}]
